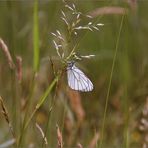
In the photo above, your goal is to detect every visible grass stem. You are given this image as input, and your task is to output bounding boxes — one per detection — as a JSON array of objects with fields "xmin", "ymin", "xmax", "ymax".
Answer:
[{"xmin": 99, "ymin": 15, "xmax": 124, "ymax": 148}]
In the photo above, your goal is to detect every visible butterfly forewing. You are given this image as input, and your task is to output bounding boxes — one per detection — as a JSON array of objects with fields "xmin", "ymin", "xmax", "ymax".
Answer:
[{"xmin": 67, "ymin": 63, "xmax": 93, "ymax": 92}]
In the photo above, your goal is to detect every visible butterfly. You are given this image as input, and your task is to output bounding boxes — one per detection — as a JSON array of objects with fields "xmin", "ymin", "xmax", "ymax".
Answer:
[{"xmin": 67, "ymin": 61, "xmax": 93, "ymax": 92}]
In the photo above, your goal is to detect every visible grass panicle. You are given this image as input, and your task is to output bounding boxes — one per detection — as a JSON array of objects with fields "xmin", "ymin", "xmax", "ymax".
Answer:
[
  {"xmin": 0, "ymin": 96, "xmax": 15, "ymax": 138},
  {"xmin": 0, "ymin": 38, "xmax": 15, "ymax": 70}
]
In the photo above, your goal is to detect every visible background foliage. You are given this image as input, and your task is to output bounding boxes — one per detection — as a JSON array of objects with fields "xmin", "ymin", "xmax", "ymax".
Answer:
[{"xmin": 0, "ymin": 0, "xmax": 148, "ymax": 148}]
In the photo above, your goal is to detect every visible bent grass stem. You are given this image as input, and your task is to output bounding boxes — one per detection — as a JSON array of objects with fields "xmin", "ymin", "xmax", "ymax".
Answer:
[
  {"xmin": 99, "ymin": 15, "xmax": 124, "ymax": 148},
  {"xmin": 18, "ymin": 75, "xmax": 59, "ymax": 147}
]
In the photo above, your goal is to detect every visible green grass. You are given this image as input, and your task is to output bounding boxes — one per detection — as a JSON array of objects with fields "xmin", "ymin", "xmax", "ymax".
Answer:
[
  {"xmin": 99, "ymin": 14, "xmax": 125, "ymax": 148},
  {"xmin": 0, "ymin": 1, "xmax": 148, "ymax": 148},
  {"xmin": 33, "ymin": 0, "xmax": 40, "ymax": 73}
]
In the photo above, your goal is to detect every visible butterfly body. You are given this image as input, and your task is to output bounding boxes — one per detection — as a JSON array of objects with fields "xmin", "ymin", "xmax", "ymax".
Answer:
[{"xmin": 67, "ymin": 61, "xmax": 93, "ymax": 92}]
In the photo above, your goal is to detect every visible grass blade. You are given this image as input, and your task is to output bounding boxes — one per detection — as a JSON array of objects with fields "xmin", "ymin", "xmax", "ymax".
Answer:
[
  {"xmin": 99, "ymin": 15, "xmax": 125, "ymax": 148},
  {"xmin": 24, "ymin": 76, "xmax": 59, "ymax": 130},
  {"xmin": 33, "ymin": 0, "xmax": 39, "ymax": 72}
]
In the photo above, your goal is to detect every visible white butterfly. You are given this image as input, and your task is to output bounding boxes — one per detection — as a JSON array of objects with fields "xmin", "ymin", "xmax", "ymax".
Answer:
[{"xmin": 67, "ymin": 61, "xmax": 93, "ymax": 92}]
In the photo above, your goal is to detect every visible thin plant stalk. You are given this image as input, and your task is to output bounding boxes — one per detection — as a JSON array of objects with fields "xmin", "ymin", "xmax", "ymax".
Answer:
[
  {"xmin": 17, "ymin": 77, "xmax": 36, "ymax": 147},
  {"xmin": 18, "ymin": 0, "xmax": 39, "ymax": 146},
  {"xmin": 17, "ymin": 75, "xmax": 58, "ymax": 147},
  {"xmin": 41, "ymin": 107, "xmax": 52, "ymax": 148},
  {"xmin": 41, "ymin": 79, "xmax": 60, "ymax": 148},
  {"xmin": 11, "ymin": 70, "xmax": 17, "ymax": 135},
  {"xmin": 24, "ymin": 75, "xmax": 59, "ymax": 130},
  {"xmin": 123, "ymin": 87, "xmax": 130, "ymax": 148},
  {"xmin": 33, "ymin": 0, "xmax": 39, "ymax": 72},
  {"xmin": 98, "ymin": 15, "xmax": 124, "ymax": 148}
]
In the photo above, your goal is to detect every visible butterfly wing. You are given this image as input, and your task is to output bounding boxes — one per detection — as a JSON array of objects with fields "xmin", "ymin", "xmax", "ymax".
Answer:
[{"xmin": 67, "ymin": 65, "xmax": 93, "ymax": 92}]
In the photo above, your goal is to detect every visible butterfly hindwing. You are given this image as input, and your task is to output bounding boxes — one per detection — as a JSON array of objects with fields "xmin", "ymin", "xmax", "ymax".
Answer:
[{"xmin": 67, "ymin": 64, "xmax": 93, "ymax": 92}]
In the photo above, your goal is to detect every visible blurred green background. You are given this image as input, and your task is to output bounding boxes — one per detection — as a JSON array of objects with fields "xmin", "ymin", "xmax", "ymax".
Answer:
[{"xmin": 0, "ymin": 0, "xmax": 148, "ymax": 148}]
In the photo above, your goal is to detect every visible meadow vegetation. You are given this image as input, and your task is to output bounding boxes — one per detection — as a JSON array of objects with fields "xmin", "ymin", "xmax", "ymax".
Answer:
[{"xmin": 0, "ymin": 0, "xmax": 148, "ymax": 148}]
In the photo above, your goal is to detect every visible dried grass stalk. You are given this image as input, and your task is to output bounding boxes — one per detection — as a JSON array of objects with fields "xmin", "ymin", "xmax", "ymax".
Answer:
[
  {"xmin": 139, "ymin": 97, "xmax": 148, "ymax": 147},
  {"xmin": 63, "ymin": 109, "xmax": 74, "ymax": 146},
  {"xmin": 77, "ymin": 143, "xmax": 83, "ymax": 148},
  {"xmin": 56, "ymin": 124, "xmax": 63, "ymax": 148},
  {"xmin": 35, "ymin": 123, "xmax": 48, "ymax": 145},
  {"xmin": 0, "ymin": 139, "xmax": 16, "ymax": 148},
  {"xmin": 111, "ymin": 86, "xmax": 123, "ymax": 110},
  {"xmin": 16, "ymin": 56, "xmax": 22, "ymax": 83},
  {"xmin": 126, "ymin": 0, "xmax": 137, "ymax": 12},
  {"xmin": 88, "ymin": 132, "xmax": 100, "ymax": 148},
  {"xmin": 0, "ymin": 38, "xmax": 15, "ymax": 70},
  {"xmin": 88, "ymin": 6, "xmax": 128, "ymax": 18},
  {"xmin": 0, "ymin": 96, "xmax": 15, "ymax": 137},
  {"xmin": 67, "ymin": 89, "xmax": 85, "ymax": 124}
]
